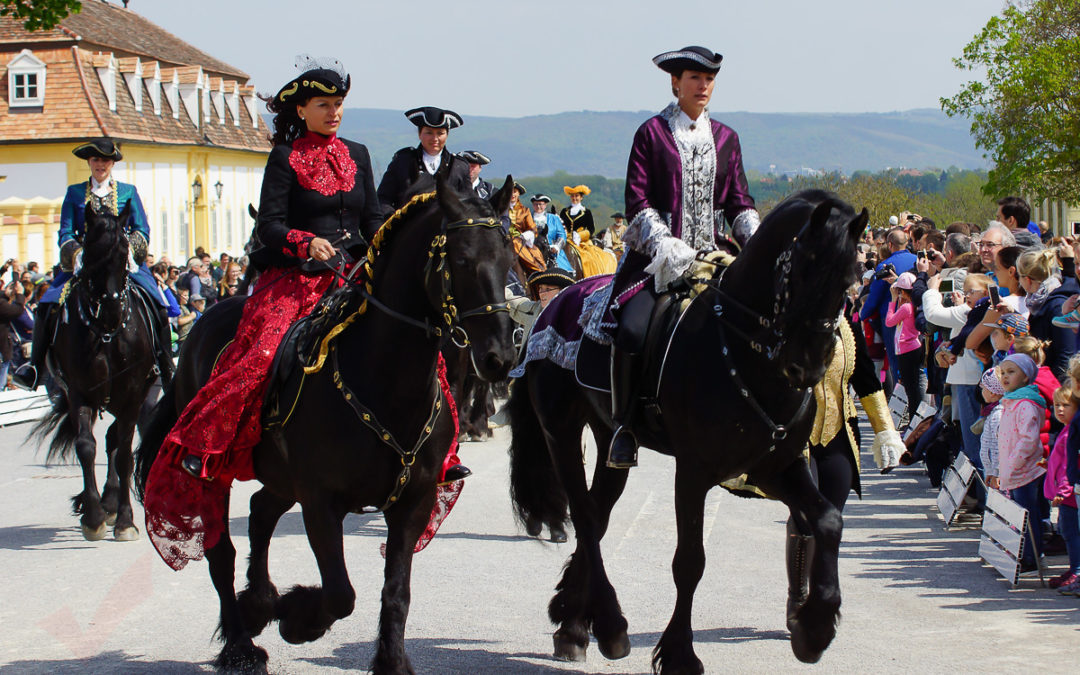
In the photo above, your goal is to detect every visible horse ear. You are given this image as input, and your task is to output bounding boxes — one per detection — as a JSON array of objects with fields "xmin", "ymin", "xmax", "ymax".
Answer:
[
  {"xmin": 849, "ymin": 208, "xmax": 869, "ymax": 241},
  {"xmin": 491, "ymin": 175, "xmax": 514, "ymax": 216},
  {"xmin": 248, "ymin": 203, "xmax": 258, "ymax": 220},
  {"xmin": 808, "ymin": 199, "xmax": 835, "ymax": 233},
  {"xmin": 118, "ymin": 200, "xmax": 133, "ymax": 224},
  {"xmin": 436, "ymin": 171, "xmax": 467, "ymax": 222}
]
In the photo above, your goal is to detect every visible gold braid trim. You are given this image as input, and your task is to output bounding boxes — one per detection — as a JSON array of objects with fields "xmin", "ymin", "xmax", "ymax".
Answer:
[
  {"xmin": 303, "ymin": 191, "xmax": 438, "ymax": 374},
  {"xmin": 859, "ymin": 390, "xmax": 894, "ymax": 436}
]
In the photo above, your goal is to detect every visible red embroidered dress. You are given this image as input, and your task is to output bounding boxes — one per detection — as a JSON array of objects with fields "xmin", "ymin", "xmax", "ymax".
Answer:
[{"xmin": 145, "ymin": 132, "xmax": 384, "ymax": 570}]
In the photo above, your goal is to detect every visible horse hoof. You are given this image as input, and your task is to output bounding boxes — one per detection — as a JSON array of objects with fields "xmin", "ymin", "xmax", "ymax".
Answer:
[
  {"xmin": 114, "ymin": 526, "xmax": 140, "ymax": 542},
  {"xmin": 597, "ymin": 631, "xmax": 630, "ymax": 660},
  {"xmin": 553, "ymin": 634, "xmax": 587, "ymax": 662},
  {"xmin": 525, "ymin": 516, "xmax": 543, "ymax": 537},
  {"xmin": 549, "ymin": 526, "xmax": 568, "ymax": 543},
  {"xmin": 214, "ymin": 641, "xmax": 268, "ymax": 673},
  {"xmin": 81, "ymin": 522, "xmax": 108, "ymax": 541},
  {"xmin": 105, "ymin": 513, "xmax": 117, "ymax": 526}
]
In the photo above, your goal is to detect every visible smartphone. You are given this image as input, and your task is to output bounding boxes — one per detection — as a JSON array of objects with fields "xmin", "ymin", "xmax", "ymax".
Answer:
[
  {"xmin": 939, "ymin": 279, "xmax": 954, "ymax": 294},
  {"xmin": 988, "ymin": 285, "xmax": 1001, "ymax": 305},
  {"xmin": 907, "ymin": 214, "xmax": 918, "ymax": 221},
  {"xmin": 917, "ymin": 250, "xmax": 927, "ymax": 261},
  {"xmin": 1072, "ymin": 222, "xmax": 1080, "ymax": 235}
]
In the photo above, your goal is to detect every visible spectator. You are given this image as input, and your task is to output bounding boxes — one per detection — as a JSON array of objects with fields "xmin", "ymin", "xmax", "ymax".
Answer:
[
  {"xmin": 886, "ymin": 272, "xmax": 925, "ymax": 421},
  {"xmin": 189, "ymin": 293, "xmax": 207, "ymax": 319},
  {"xmin": 1018, "ymin": 247, "xmax": 1077, "ymax": 381},
  {"xmin": 995, "ymin": 353, "xmax": 1048, "ymax": 572},
  {"xmin": 173, "ymin": 288, "xmax": 196, "ymax": 352},
  {"xmin": 946, "ymin": 222, "xmax": 973, "ymax": 236},
  {"xmin": 1047, "ymin": 380, "xmax": 1080, "ymax": 591},
  {"xmin": 166, "ymin": 266, "xmax": 180, "ymax": 294},
  {"xmin": 213, "ymin": 253, "xmax": 231, "ymax": 283},
  {"xmin": 997, "ymin": 196, "xmax": 1041, "ymax": 249},
  {"xmin": 151, "ymin": 262, "xmax": 181, "ymax": 319},
  {"xmin": 860, "ymin": 228, "xmax": 918, "ymax": 386},
  {"xmin": 0, "ymin": 282, "xmax": 27, "ymax": 388},
  {"xmin": 217, "ymin": 262, "xmax": 242, "ymax": 301},
  {"xmin": 977, "ymin": 222, "xmax": 1015, "ymax": 279},
  {"xmin": 978, "ymin": 366, "xmax": 1005, "ymax": 500},
  {"xmin": 1010, "ymin": 335, "xmax": 1061, "ymax": 459}
]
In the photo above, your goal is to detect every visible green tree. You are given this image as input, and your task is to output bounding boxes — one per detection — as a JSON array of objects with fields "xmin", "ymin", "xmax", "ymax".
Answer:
[
  {"xmin": 941, "ymin": 0, "xmax": 1080, "ymax": 202},
  {"xmin": 0, "ymin": 0, "xmax": 81, "ymax": 30}
]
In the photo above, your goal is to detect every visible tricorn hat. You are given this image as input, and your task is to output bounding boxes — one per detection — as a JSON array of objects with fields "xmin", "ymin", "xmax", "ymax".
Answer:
[
  {"xmin": 531, "ymin": 194, "xmax": 551, "ymax": 203},
  {"xmin": 72, "ymin": 138, "xmax": 122, "ymax": 161},
  {"xmin": 513, "ymin": 182, "xmax": 527, "ymax": 195},
  {"xmin": 458, "ymin": 150, "xmax": 490, "ymax": 165},
  {"xmin": 528, "ymin": 268, "xmax": 576, "ymax": 291},
  {"xmin": 563, "ymin": 184, "xmax": 591, "ymax": 197},
  {"xmin": 405, "ymin": 106, "xmax": 463, "ymax": 130},
  {"xmin": 653, "ymin": 46, "xmax": 723, "ymax": 75},
  {"xmin": 611, "ymin": 212, "xmax": 625, "ymax": 219},
  {"xmin": 276, "ymin": 55, "xmax": 350, "ymax": 105}
]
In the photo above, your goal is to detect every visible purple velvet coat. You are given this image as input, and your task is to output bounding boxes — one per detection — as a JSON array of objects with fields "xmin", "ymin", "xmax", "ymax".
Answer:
[{"xmin": 625, "ymin": 114, "xmax": 756, "ymax": 240}]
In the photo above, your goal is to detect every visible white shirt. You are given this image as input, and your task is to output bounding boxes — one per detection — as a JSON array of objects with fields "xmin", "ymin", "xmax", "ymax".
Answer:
[
  {"xmin": 90, "ymin": 175, "xmax": 113, "ymax": 198},
  {"xmin": 569, "ymin": 203, "xmax": 584, "ymax": 217},
  {"xmin": 422, "ymin": 151, "xmax": 441, "ymax": 175}
]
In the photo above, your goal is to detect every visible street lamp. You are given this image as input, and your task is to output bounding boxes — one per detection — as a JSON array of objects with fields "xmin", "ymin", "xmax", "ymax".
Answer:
[
  {"xmin": 214, "ymin": 180, "xmax": 224, "ymax": 201},
  {"xmin": 191, "ymin": 177, "xmax": 202, "ymax": 204}
]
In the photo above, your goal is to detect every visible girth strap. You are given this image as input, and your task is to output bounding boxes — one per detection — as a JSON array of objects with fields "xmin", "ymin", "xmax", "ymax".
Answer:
[{"xmin": 330, "ymin": 344, "xmax": 443, "ymax": 511}]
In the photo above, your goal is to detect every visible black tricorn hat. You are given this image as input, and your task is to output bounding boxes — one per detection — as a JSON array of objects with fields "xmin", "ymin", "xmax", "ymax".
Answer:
[
  {"xmin": 72, "ymin": 138, "xmax": 122, "ymax": 161},
  {"xmin": 405, "ymin": 106, "xmax": 463, "ymax": 130},
  {"xmin": 531, "ymin": 194, "xmax": 551, "ymax": 203},
  {"xmin": 528, "ymin": 268, "xmax": 576, "ymax": 291},
  {"xmin": 652, "ymin": 46, "xmax": 723, "ymax": 75},
  {"xmin": 458, "ymin": 150, "xmax": 490, "ymax": 165},
  {"xmin": 611, "ymin": 212, "xmax": 625, "ymax": 219},
  {"xmin": 276, "ymin": 68, "xmax": 351, "ymax": 105}
]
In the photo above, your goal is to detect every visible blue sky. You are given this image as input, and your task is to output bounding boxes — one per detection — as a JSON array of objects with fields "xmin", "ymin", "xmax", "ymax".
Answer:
[{"xmin": 135, "ymin": 0, "xmax": 1005, "ymax": 117}]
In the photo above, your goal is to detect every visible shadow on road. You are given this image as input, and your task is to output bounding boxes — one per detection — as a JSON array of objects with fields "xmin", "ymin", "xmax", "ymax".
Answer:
[
  {"xmin": 298, "ymin": 637, "xmax": 578, "ymax": 673},
  {"xmin": 0, "ymin": 524, "xmax": 102, "ymax": 551},
  {"xmin": 0, "ymin": 651, "xmax": 200, "ymax": 674}
]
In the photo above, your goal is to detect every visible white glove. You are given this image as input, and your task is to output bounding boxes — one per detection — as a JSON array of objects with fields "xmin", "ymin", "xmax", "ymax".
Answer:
[
  {"xmin": 572, "ymin": 231, "xmax": 581, "ymax": 245},
  {"xmin": 872, "ymin": 428, "xmax": 904, "ymax": 474},
  {"xmin": 522, "ymin": 231, "xmax": 536, "ymax": 247}
]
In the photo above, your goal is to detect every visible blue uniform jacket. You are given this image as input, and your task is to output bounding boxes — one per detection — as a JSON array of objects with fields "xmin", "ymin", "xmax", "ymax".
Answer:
[{"xmin": 58, "ymin": 180, "xmax": 150, "ymax": 247}]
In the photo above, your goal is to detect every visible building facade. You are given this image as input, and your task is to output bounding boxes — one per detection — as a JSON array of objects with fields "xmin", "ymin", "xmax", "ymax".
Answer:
[{"xmin": 0, "ymin": 0, "xmax": 270, "ymax": 267}]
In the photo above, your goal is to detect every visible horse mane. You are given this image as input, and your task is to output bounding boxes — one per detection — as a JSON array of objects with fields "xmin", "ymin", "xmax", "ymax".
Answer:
[{"xmin": 78, "ymin": 207, "xmax": 130, "ymax": 285}]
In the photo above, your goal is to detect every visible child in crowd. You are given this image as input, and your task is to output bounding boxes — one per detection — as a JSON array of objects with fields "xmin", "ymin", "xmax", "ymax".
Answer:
[
  {"xmin": 886, "ymin": 272, "xmax": 925, "ymax": 421},
  {"xmin": 997, "ymin": 353, "xmax": 1048, "ymax": 572},
  {"xmin": 1047, "ymin": 381, "xmax": 1080, "ymax": 592},
  {"xmin": 985, "ymin": 314, "xmax": 1029, "ymax": 365},
  {"xmin": 1012, "ymin": 335, "xmax": 1061, "ymax": 457},
  {"xmin": 979, "ymin": 367, "xmax": 1005, "ymax": 487}
]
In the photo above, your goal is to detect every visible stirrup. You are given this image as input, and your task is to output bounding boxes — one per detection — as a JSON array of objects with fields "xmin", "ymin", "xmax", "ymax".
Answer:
[
  {"xmin": 11, "ymin": 364, "xmax": 39, "ymax": 391},
  {"xmin": 606, "ymin": 425, "xmax": 638, "ymax": 469}
]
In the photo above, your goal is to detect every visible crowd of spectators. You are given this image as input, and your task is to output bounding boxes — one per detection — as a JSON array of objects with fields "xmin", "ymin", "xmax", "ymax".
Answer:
[{"xmin": 853, "ymin": 196, "xmax": 1080, "ymax": 591}]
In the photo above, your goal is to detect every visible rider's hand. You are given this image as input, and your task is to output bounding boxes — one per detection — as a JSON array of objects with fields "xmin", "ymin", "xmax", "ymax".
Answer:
[{"xmin": 309, "ymin": 237, "xmax": 336, "ymax": 262}]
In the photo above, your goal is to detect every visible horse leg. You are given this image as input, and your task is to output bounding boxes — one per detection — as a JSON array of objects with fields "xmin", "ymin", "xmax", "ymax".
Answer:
[
  {"xmin": 208, "ymin": 492, "xmax": 269, "ymax": 673},
  {"xmin": 370, "ymin": 488, "xmax": 434, "ymax": 675},
  {"xmin": 652, "ymin": 468, "xmax": 708, "ymax": 675},
  {"xmin": 100, "ymin": 423, "xmax": 120, "ymax": 526},
  {"xmin": 71, "ymin": 404, "xmax": 108, "ymax": 541},
  {"xmin": 110, "ymin": 414, "xmax": 140, "ymax": 541},
  {"xmin": 276, "ymin": 499, "xmax": 351, "ymax": 645},
  {"xmin": 548, "ymin": 423, "xmax": 629, "ymax": 662},
  {"xmin": 759, "ymin": 459, "xmax": 843, "ymax": 664},
  {"xmin": 237, "ymin": 488, "xmax": 295, "ymax": 636}
]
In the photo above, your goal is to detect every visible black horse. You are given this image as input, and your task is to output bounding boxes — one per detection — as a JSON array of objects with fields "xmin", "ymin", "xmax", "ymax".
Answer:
[
  {"xmin": 135, "ymin": 175, "xmax": 516, "ymax": 673},
  {"xmin": 31, "ymin": 204, "xmax": 159, "ymax": 542},
  {"xmin": 507, "ymin": 190, "xmax": 865, "ymax": 672}
]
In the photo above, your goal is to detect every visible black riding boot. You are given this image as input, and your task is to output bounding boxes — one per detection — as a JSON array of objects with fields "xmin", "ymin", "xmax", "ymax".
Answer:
[
  {"xmin": 12, "ymin": 304, "xmax": 57, "ymax": 390},
  {"xmin": 785, "ymin": 518, "xmax": 815, "ymax": 630},
  {"xmin": 154, "ymin": 306, "xmax": 175, "ymax": 388},
  {"xmin": 607, "ymin": 348, "xmax": 640, "ymax": 469}
]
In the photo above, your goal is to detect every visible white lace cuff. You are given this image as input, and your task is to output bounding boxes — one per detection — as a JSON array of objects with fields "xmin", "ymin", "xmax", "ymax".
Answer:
[{"xmin": 645, "ymin": 237, "xmax": 697, "ymax": 291}]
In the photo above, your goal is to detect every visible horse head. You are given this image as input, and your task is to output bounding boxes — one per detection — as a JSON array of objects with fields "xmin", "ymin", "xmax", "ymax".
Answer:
[
  {"xmin": 80, "ymin": 201, "xmax": 132, "ymax": 299},
  {"xmin": 433, "ymin": 173, "xmax": 516, "ymax": 382},
  {"xmin": 723, "ymin": 190, "xmax": 864, "ymax": 390}
]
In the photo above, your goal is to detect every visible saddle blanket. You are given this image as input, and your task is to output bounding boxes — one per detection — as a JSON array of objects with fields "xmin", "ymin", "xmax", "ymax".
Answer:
[{"xmin": 509, "ymin": 274, "xmax": 613, "ymax": 378}]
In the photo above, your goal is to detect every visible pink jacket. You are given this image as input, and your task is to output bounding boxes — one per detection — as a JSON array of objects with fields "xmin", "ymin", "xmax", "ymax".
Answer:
[
  {"xmin": 997, "ymin": 396, "xmax": 1047, "ymax": 490},
  {"xmin": 1044, "ymin": 428, "xmax": 1078, "ymax": 507},
  {"xmin": 884, "ymin": 300, "xmax": 921, "ymax": 354}
]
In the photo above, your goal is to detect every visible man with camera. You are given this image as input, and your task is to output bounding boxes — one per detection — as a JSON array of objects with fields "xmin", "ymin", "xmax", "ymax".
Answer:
[{"xmin": 860, "ymin": 228, "xmax": 917, "ymax": 387}]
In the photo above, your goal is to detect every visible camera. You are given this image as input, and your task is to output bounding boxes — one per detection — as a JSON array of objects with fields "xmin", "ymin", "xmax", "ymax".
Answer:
[
  {"xmin": 917, "ymin": 250, "xmax": 927, "ymax": 261},
  {"xmin": 1072, "ymin": 222, "xmax": 1080, "ymax": 236},
  {"xmin": 906, "ymin": 214, "xmax": 918, "ymax": 221},
  {"xmin": 874, "ymin": 263, "xmax": 896, "ymax": 280}
]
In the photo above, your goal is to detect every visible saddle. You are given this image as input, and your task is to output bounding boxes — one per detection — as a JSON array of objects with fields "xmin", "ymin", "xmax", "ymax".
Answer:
[{"xmin": 262, "ymin": 283, "xmax": 360, "ymax": 428}]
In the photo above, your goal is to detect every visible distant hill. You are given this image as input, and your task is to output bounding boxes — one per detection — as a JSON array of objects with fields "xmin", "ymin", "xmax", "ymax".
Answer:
[{"xmin": 324, "ymin": 107, "xmax": 984, "ymax": 181}]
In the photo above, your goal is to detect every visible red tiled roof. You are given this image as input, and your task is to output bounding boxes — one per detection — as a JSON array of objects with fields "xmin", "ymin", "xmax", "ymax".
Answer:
[{"xmin": 0, "ymin": 1, "xmax": 248, "ymax": 80}]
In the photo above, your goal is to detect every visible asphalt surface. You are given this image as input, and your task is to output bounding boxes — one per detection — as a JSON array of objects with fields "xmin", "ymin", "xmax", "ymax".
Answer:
[{"xmin": 0, "ymin": 414, "xmax": 1077, "ymax": 674}]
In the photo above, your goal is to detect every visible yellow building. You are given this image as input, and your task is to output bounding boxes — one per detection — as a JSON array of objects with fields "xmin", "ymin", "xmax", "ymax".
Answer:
[{"xmin": 0, "ymin": 1, "xmax": 270, "ymax": 268}]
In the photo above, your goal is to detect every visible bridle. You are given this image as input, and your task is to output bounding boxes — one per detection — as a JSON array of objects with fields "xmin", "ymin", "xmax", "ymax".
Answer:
[
  {"xmin": 705, "ymin": 214, "xmax": 841, "ymax": 451},
  {"xmin": 69, "ymin": 227, "xmax": 134, "ymax": 344}
]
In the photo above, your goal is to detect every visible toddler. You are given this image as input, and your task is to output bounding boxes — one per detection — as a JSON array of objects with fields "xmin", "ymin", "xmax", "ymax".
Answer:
[
  {"xmin": 984, "ymin": 313, "xmax": 1029, "ymax": 366},
  {"xmin": 979, "ymin": 367, "xmax": 1005, "ymax": 489},
  {"xmin": 1047, "ymin": 383, "xmax": 1080, "ymax": 591},
  {"xmin": 997, "ymin": 353, "xmax": 1048, "ymax": 572}
]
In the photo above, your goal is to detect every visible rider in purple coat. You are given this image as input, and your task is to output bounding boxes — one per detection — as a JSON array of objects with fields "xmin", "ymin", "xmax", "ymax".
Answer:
[{"xmin": 604, "ymin": 46, "xmax": 760, "ymax": 469}]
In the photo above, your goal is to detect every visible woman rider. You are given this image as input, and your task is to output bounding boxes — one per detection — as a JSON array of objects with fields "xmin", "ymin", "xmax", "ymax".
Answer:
[
  {"xmin": 142, "ymin": 56, "xmax": 386, "ymax": 569},
  {"xmin": 376, "ymin": 106, "xmax": 473, "ymax": 215},
  {"xmin": 603, "ymin": 46, "xmax": 760, "ymax": 468},
  {"xmin": 12, "ymin": 138, "xmax": 174, "ymax": 391}
]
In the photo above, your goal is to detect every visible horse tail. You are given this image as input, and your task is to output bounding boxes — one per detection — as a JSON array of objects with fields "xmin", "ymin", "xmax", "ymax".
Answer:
[
  {"xmin": 29, "ymin": 392, "xmax": 77, "ymax": 467},
  {"xmin": 507, "ymin": 367, "xmax": 567, "ymax": 530},
  {"xmin": 133, "ymin": 380, "xmax": 178, "ymax": 502}
]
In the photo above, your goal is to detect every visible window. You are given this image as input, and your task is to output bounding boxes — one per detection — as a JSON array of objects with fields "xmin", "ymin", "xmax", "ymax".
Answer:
[{"xmin": 7, "ymin": 49, "xmax": 46, "ymax": 107}]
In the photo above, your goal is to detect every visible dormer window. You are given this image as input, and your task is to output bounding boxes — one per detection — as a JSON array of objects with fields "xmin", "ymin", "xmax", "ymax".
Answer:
[{"xmin": 7, "ymin": 49, "xmax": 46, "ymax": 108}]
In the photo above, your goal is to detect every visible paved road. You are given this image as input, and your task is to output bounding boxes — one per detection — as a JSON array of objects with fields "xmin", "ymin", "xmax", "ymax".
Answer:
[{"xmin": 0, "ymin": 416, "xmax": 1077, "ymax": 674}]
